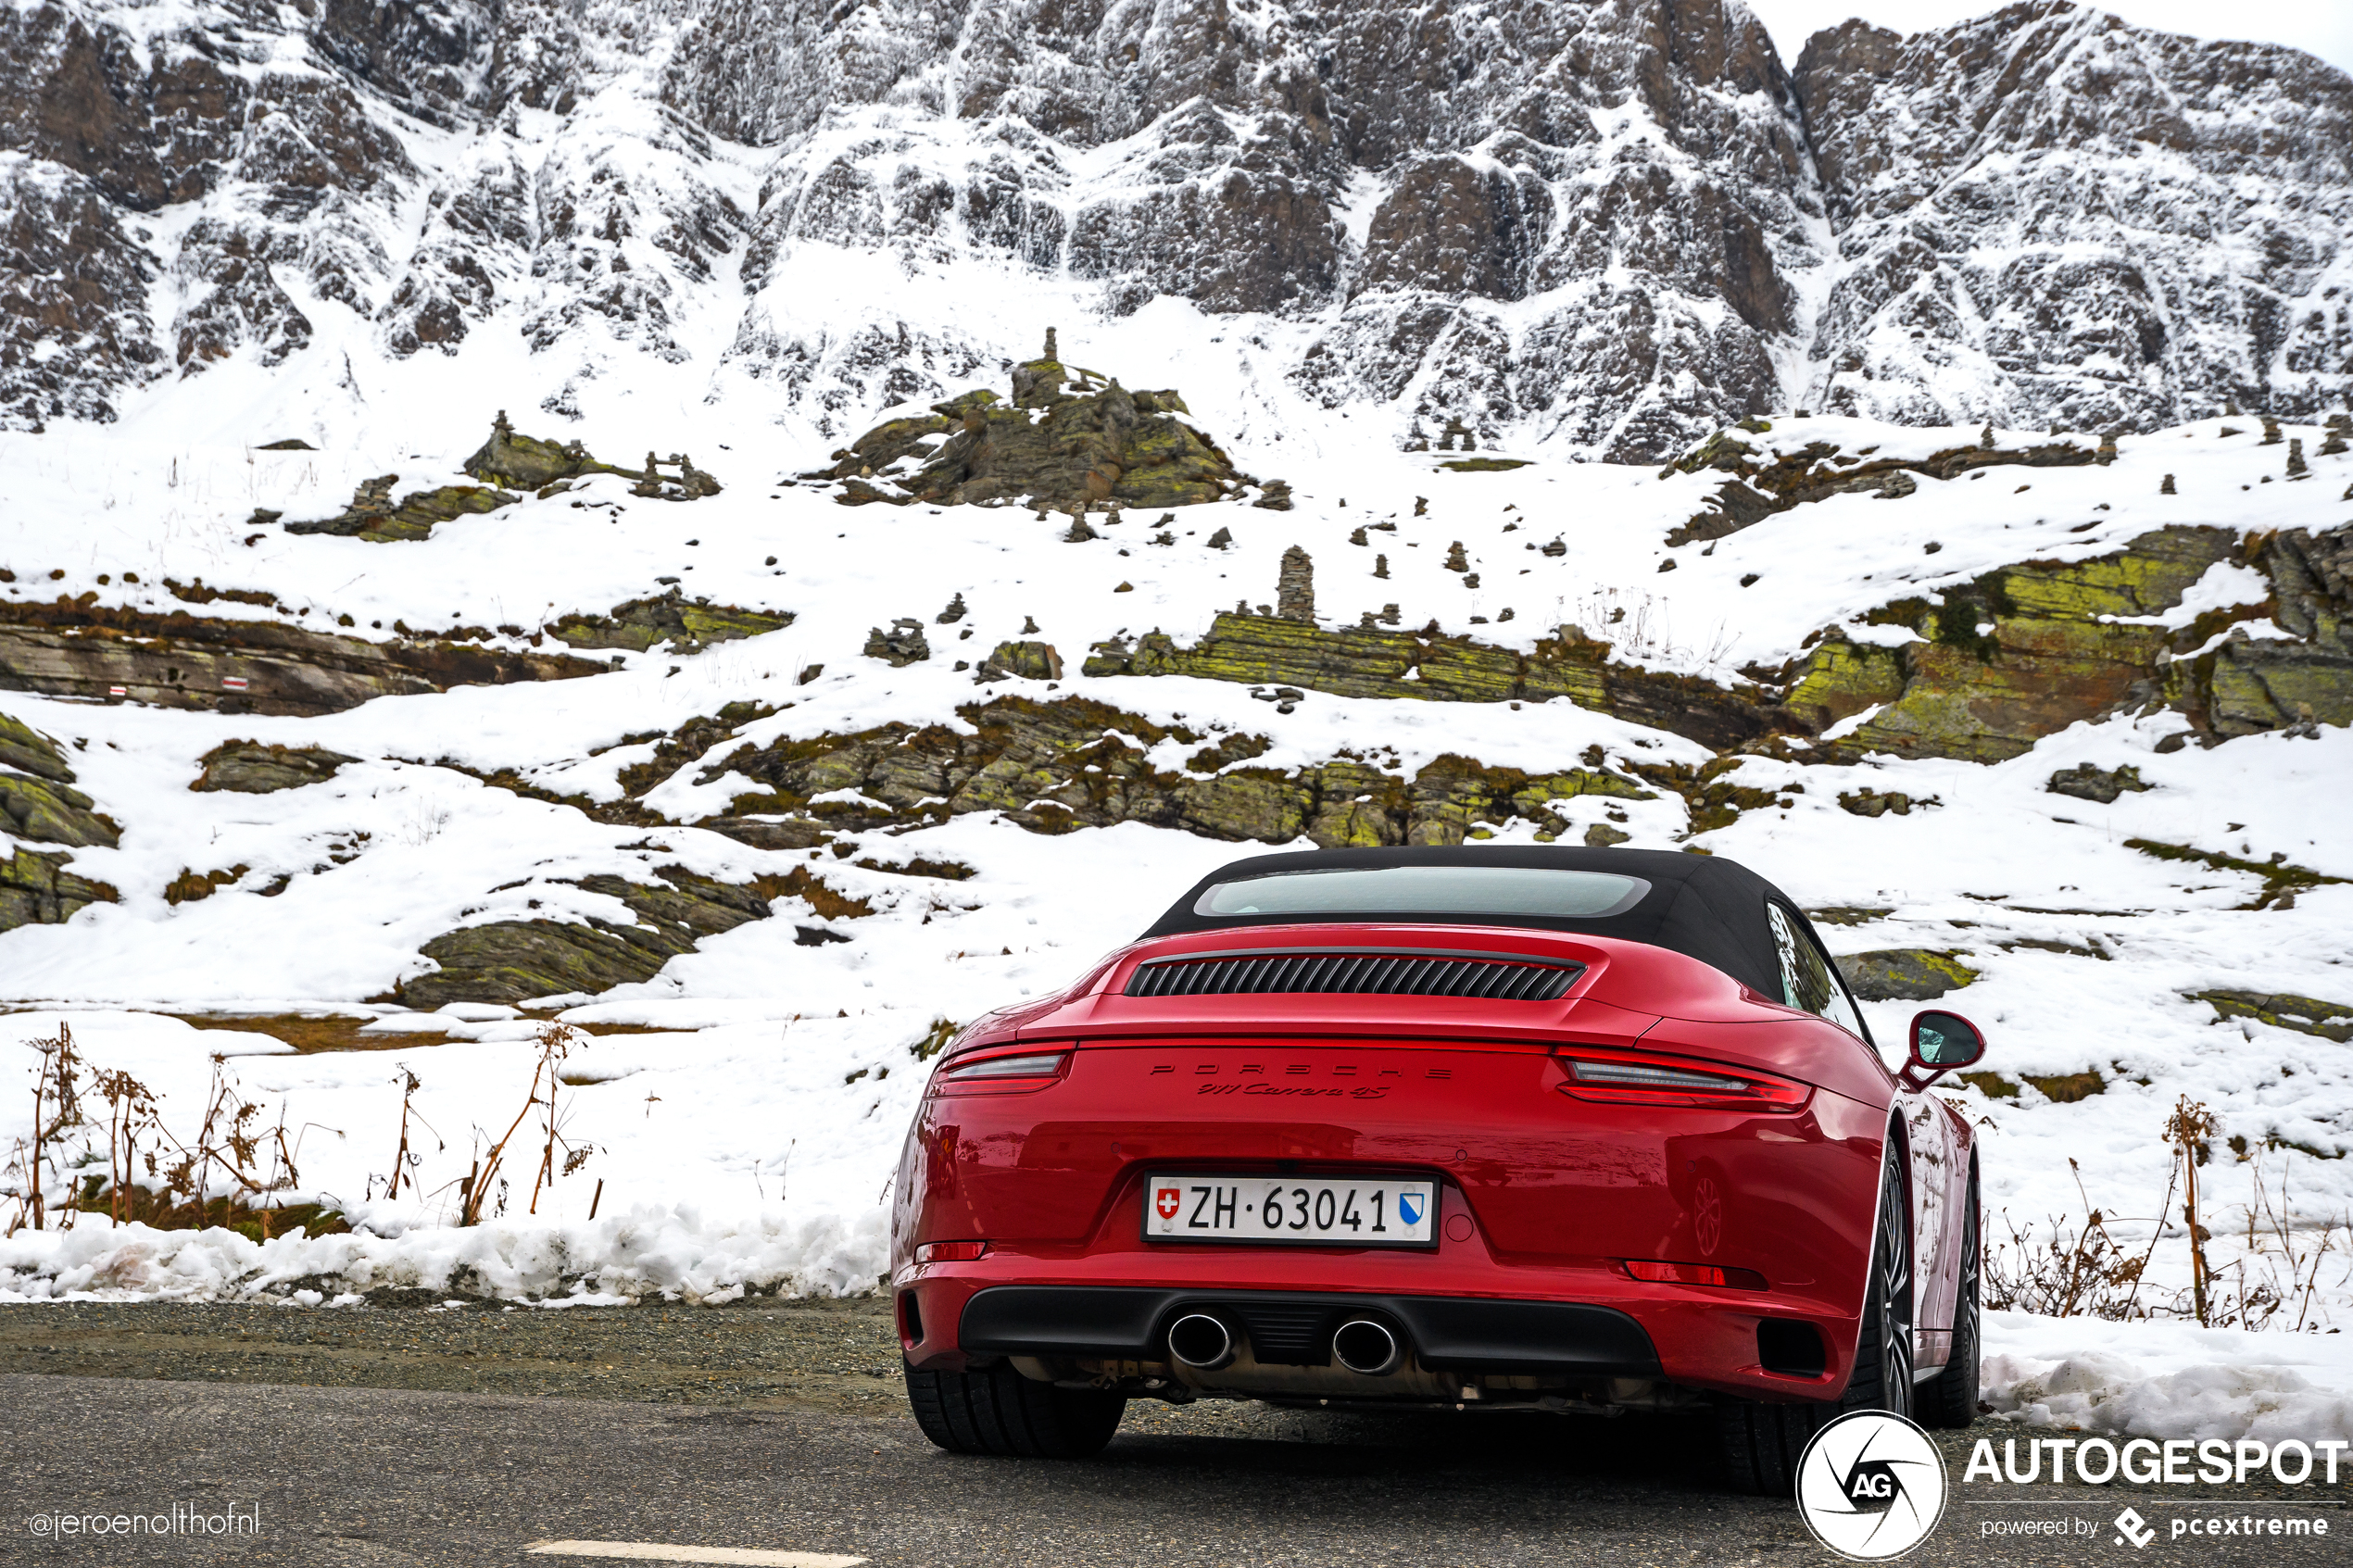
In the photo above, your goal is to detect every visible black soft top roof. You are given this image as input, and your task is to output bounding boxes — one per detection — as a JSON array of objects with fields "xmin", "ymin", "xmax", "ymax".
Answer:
[{"xmin": 1142, "ymin": 845, "xmax": 1797, "ymax": 999}]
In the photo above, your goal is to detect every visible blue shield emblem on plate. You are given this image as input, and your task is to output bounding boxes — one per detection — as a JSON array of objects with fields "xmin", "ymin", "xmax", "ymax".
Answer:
[{"xmin": 1399, "ymin": 1194, "xmax": 1424, "ymax": 1226}]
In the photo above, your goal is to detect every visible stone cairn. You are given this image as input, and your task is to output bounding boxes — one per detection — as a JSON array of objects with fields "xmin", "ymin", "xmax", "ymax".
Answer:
[{"xmin": 1277, "ymin": 546, "xmax": 1315, "ymax": 621}]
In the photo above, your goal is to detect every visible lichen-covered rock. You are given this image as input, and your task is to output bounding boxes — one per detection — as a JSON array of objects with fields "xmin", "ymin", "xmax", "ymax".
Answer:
[
  {"xmin": 0, "ymin": 846, "xmax": 117, "ymax": 929},
  {"xmin": 0, "ymin": 599, "xmax": 604, "ymax": 717},
  {"xmin": 678, "ymin": 694, "xmax": 1662, "ymax": 850},
  {"xmin": 285, "ymin": 474, "xmax": 521, "ymax": 542},
  {"xmin": 461, "ymin": 410, "xmax": 634, "ymax": 491},
  {"xmin": 2046, "ymin": 763, "xmax": 2154, "ymax": 804},
  {"xmin": 398, "ymin": 867, "xmax": 782, "ymax": 1006},
  {"xmin": 1781, "ymin": 526, "xmax": 2256, "ymax": 760},
  {"xmin": 2196, "ymin": 989, "xmax": 2353, "ymax": 1044},
  {"xmin": 0, "ymin": 769, "xmax": 118, "ymax": 848},
  {"xmin": 0, "ymin": 714, "xmax": 120, "ymax": 931},
  {"xmin": 2203, "ymin": 523, "xmax": 2353, "ymax": 736},
  {"xmin": 1839, "ymin": 948, "xmax": 1979, "ymax": 1002},
  {"xmin": 1663, "ymin": 427, "xmax": 2101, "ymax": 546},
  {"xmin": 191, "ymin": 742, "xmax": 359, "ymax": 794},
  {"xmin": 0, "ymin": 712, "xmax": 75, "ymax": 784},
  {"xmin": 547, "ymin": 592, "xmax": 793, "ymax": 654},
  {"xmin": 975, "ymin": 641, "xmax": 1063, "ymax": 683},
  {"xmin": 814, "ymin": 335, "xmax": 1274, "ymax": 513},
  {"xmin": 1081, "ymin": 611, "xmax": 1800, "ymax": 751}
]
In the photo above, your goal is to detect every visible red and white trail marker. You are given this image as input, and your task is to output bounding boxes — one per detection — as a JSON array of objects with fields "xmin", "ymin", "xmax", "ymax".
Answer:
[{"xmin": 220, "ymin": 676, "xmax": 249, "ymax": 691}]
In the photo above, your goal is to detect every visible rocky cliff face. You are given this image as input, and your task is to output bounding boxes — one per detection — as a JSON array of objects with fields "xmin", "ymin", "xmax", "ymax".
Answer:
[
  {"xmin": 5, "ymin": 0, "xmax": 2347, "ymax": 456},
  {"xmin": 1793, "ymin": 3, "xmax": 2353, "ymax": 431}
]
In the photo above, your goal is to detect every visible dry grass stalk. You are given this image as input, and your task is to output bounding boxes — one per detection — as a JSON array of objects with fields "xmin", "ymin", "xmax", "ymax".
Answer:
[
  {"xmin": 461, "ymin": 1022, "xmax": 592, "ymax": 1225},
  {"xmin": 380, "ymin": 1065, "xmax": 439, "ymax": 1203},
  {"xmin": 5, "ymin": 1023, "xmax": 87, "ymax": 1234},
  {"xmin": 2167, "ymin": 1096, "xmax": 2220, "ymax": 1324},
  {"xmin": 1983, "ymin": 1157, "xmax": 2168, "ymax": 1321}
]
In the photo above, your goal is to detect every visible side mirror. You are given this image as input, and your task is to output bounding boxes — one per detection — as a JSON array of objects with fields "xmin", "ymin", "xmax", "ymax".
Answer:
[{"xmin": 1905, "ymin": 1010, "xmax": 1984, "ymax": 1090}]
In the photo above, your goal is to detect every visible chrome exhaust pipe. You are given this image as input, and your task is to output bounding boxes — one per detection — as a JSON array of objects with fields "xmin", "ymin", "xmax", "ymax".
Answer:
[
  {"xmin": 1166, "ymin": 1312, "xmax": 1237, "ymax": 1371},
  {"xmin": 1332, "ymin": 1318, "xmax": 1403, "ymax": 1376}
]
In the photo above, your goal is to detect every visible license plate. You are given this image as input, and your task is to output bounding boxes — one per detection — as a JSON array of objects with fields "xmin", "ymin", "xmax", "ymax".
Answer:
[{"xmin": 1143, "ymin": 1174, "xmax": 1439, "ymax": 1247}]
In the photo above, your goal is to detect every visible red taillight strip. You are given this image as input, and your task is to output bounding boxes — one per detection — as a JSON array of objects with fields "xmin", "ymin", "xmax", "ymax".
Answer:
[
  {"xmin": 1552, "ymin": 1046, "xmax": 1810, "ymax": 1112},
  {"xmin": 1622, "ymin": 1258, "xmax": 1768, "ymax": 1290}
]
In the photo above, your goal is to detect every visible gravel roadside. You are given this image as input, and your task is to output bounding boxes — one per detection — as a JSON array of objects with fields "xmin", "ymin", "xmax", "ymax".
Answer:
[{"xmin": 0, "ymin": 1298, "xmax": 908, "ymax": 1415}]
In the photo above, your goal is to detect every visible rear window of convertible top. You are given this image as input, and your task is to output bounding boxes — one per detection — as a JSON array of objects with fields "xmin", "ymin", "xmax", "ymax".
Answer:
[{"xmin": 1193, "ymin": 864, "xmax": 1651, "ymax": 921}]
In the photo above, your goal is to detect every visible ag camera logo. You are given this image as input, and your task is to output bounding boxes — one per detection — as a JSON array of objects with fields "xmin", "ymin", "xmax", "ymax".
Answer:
[{"xmin": 1796, "ymin": 1410, "xmax": 1949, "ymax": 1560}]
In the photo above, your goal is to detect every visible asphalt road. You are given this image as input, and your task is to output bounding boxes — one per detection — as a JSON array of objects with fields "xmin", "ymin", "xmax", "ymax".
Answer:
[{"xmin": 0, "ymin": 1303, "xmax": 2343, "ymax": 1566}]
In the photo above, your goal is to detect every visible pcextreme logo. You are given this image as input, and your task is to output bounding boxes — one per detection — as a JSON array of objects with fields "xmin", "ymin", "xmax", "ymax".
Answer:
[{"xmin": 1796, "ymin": 1411, "xmax": 1950, "ymax": 1561}]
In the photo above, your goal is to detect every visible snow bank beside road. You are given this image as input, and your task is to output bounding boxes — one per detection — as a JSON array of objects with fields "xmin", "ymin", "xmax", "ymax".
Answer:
[
  {"xmin": 1982, "ymin": 1310, "xmax": 2353, "ymax": 1443},
  {"xmin": 0, "ymin": 1205, "xmax": 887, "ymax": 1307},
  {"xmin": 10, "ymin": 1227, "xmax": 2353, "ymax": 1444}
]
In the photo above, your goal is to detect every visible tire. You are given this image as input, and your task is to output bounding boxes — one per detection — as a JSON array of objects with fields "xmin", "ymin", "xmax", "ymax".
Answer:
[
  {"xmin": 1917, "ymin": 1165, "xmax": 1981, "ymax": 1429},
  {"xmin": 1716, "ymin": 1138, "xmax": 1914, "ymax": 1494},
  {"xmin": 906, "ymin": 1362, "xmax": 1126, "ymax": 1459}
]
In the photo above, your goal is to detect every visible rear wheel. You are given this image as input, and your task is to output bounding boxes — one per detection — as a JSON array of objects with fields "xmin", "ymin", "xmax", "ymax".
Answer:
[
  {"xmin": 1715, "ymin": 1138, "xmax": 1914, "ymax": 1494},
  {"xmin": 1918, "ymin": 1165, "xmax": 1981, "ymax": 1428},
  {"xmin": 906, "ymin": 1362, "xmax": 1126, "ymax": 1459}
]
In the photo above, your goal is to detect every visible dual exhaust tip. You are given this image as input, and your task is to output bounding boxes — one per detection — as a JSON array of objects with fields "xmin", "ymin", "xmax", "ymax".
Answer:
[{"xmin": 1165, "ymin": 1312, "xmax": 1403, "ymax": 1376}]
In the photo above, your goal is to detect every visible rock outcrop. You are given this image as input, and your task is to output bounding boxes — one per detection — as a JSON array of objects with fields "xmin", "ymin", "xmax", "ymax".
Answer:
[
  {"xmin": 547, "ymin": 592, "xmax": 792, "ymax": 655},
  {"xmin": 812, "ymin": 335, "xmax": 1269, "ymax": 512},
  {"xmin": 1793, "ymin": 4, "xmax": 2353, "ymax": 429},
  {"xmin": 1662, "ymin": 422, "xmax": 2102, "ymax": 546},
  {"xmin": 286, "ymin": 415, "xmax": 694, "ymax": 541},
  {"xmin": 1780, "ymin": 521, "xmax": 2349, "ymax": 759},
  {"xmin": 657, "ymin": 694, "xmax": 1664, "ymax": 850},
  {"xmin": 461, "ymin": 411, "xmax": 635, "ymax": 492},
  {"xmin": 0, "ymin": 712, "xmax": 119, "ymax": 931},
  {"xmin": 399, "ymin": 866, "xmax": 786, "ymax": 1007},
  {"xmin": 1082, "ymin": 611, "xmax": 1802, "ymax": 752},
  {"xmin": 1838, "ymin": 948, "xmax": 1980, "ymax": 1002},
  {"xmin": 2196, "ymin": 989, "xmax": 2353, "ymax": 1044},
  {"xmin": 0, "ymin": 599, "xmax": 605, "ymax": 716},
  {"xmin": 285, "ymin": 476, "xmax": 521, "ymax": 542},
  {"xmin": 191, "ymin": 742, "xmax": 359, "ymax": 794}
]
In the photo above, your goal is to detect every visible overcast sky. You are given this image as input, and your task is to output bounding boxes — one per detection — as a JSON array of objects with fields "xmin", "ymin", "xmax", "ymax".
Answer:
[{"xmin": 1742, "ymin": 0, "xmax": 2353, "ymax": 81}]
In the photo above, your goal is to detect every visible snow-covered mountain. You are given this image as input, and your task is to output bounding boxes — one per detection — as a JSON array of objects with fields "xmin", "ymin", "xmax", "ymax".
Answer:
[{"xmin": 6, "ymin": 0, "xmax": 2349, "ymax": 457}]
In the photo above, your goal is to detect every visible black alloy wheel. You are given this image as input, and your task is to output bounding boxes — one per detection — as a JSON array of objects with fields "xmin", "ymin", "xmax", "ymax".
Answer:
[
  {"xmin": 1715, "ymin": 1138, "xmax": 1915, "ymax": 1494},
  {"xmin": 1852, "ymin": 1138, "xmax": 1917, "ymax": 1417},
  {"xmin": 1918, "ymin": 1164, "xmax": 1981, "ymax": 1428},
  {"xmin": 907, "ymin": 1362, "xmax": 1126, "ymax": 1459}
]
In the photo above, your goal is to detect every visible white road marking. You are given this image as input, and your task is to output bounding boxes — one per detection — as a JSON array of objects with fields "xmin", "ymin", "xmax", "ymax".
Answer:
[{"xmin": 522, "ymin": 1542, "xmax": 865, "ymax": 1566}]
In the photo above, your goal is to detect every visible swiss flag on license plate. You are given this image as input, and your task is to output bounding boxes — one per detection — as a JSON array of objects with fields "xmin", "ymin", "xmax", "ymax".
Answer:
[{"xmin": 1154, "ymin": 1186, "xmax": 1180, "ymax": 1221}]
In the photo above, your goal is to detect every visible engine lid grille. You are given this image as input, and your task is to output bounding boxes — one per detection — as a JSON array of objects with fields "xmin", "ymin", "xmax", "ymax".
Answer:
[{"xmin": 1123, "ymin": 947, "xmax": 1584, "ymax": 1002}]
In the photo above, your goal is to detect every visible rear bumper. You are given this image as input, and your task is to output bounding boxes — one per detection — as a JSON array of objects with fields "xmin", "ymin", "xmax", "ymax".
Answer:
[
  {"xmin": 960, "ymin": 1285, "xmax": 1660, "ymax": 1377},
  {"xmin": 900, "ymin": 1257, "xmax": 1851, "ymax": 1401}
]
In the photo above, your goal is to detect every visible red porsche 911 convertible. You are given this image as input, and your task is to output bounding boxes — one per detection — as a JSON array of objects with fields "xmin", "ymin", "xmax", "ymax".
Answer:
[{"xmin": 888, "ymin": 846, "xmax": 1986, "ymax": 1492}]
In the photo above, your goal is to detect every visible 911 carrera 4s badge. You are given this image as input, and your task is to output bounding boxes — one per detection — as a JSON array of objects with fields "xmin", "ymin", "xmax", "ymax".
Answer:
[{"xmin": 1143, "ymin": 1174, "xmax": 1440, "ymax": 1247}]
